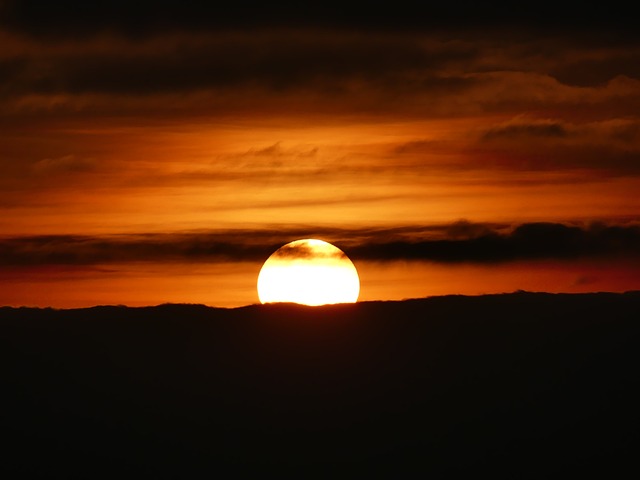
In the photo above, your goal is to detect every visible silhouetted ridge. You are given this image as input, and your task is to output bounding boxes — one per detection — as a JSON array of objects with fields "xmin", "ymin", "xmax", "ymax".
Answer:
[{"xmin": 1, "ymin": 292, "xmax": 639, "ymax": 477}]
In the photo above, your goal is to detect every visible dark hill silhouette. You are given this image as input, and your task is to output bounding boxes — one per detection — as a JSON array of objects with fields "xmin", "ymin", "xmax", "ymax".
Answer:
[{"xmin": 1, "ymin": 292, "xmax": 639, "ymax": 478}]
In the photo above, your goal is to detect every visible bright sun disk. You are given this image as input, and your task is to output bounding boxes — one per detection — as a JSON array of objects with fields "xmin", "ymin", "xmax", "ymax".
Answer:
[{"xmin": 257, "ymin": 239, "xmax": 360, "ymax": 306}]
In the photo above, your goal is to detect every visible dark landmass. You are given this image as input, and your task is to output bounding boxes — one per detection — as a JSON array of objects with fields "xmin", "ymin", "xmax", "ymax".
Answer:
[{"xmin": 1, "ymin": 292, "xmax": 639, "ymax": 478}]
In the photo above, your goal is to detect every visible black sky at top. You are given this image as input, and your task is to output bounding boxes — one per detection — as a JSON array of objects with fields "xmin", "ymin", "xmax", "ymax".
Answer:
[{"xmin": 2, "ymin": 1, "xmax": 639, "ymax": 38}]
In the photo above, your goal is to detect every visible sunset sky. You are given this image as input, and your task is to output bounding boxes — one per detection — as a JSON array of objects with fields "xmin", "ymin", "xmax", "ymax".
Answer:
[{"xmin": 1, "ymin": 2, "xmax": 639, "ymax": 307}]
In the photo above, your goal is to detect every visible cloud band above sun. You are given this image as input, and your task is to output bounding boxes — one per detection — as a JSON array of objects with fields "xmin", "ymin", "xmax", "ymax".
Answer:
[{"xmin": 1, "ymin": 222, "xmax": 639, "ymax": 266}]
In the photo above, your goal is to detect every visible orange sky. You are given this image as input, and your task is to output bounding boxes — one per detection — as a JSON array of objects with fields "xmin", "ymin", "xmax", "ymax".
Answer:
[
  {"xmin": 1, "ymin": 116, "xmax": 638, "ymax": 236},
  {"xmin": 1, "ymin": 4, "xmax": 639, "ymax": 306}
]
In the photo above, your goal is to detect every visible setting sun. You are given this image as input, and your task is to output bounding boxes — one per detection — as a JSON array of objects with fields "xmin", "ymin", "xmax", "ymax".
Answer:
[{"xmin": 257, "ymin": 239, "xmax": 360, "ymax": 306}]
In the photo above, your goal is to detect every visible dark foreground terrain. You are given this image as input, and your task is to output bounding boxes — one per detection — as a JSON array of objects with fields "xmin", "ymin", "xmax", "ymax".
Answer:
[{"xmin": 1, "ymin": 292, "xmax": 639, "ymax": 477}]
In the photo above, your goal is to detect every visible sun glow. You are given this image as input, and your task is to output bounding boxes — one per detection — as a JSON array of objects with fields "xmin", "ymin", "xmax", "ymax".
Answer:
[{"xmin": 257, "ymin": 239, "xmax": 360, "ymax": 306}]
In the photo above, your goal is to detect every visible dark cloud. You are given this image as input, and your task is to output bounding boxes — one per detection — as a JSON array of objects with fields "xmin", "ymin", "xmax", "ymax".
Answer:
[
  {"xmin": 0, "ymin": 233, "xmax": 277, "ymax": 266},
  {"xmin": 444, "ymin": 220, "xmax": 496, "ymax": 240},
  {"xmin": 0, "ymin": 33, "xmax": 476, "ymax": 98},
  {"xmin": 349, "ymin": 223, "xmax": 640, "ymax": 263},
  {"xmin": 1, "ymin": 27, "xmax": 639, "ymax": 122},
  {"xmin": 0, "ymin": 57, "xmax": 24, "ymax": 82},
  {"xmin": 473, "ymin": 118, "xmax": 640, "ymax": 174},
  {"xmin": 551, "ymin": 54, "xmax": 640, "ymax": 87},
  {"xmin": 1, "ymin": 222, "xmax": 638, "ymax": 266},
  {"xmin": 388, "ymin": 117, "xmax": 640, "ymax": 176}
]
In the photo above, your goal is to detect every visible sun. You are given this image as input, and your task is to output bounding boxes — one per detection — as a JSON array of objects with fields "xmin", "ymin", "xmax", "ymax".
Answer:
[{"xmin": 257, "ymin": 239, "xmax": 360, "ymax": 306}]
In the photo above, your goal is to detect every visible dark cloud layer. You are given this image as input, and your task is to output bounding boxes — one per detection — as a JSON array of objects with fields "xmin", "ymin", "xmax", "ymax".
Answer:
[
  {"xmin": 350, "ymin": 223, "xmax": 640, "ymax": 263},
  {"xmin": 1, "ymin": 8, "xmax": 638, "ymax": 123},
  {"xmin": 1, "ymin": 222, "xmax": 638, "ymax": 266},
  {"xmin": 0, "ymin": 34, "xmax": 470, "ymax": 97},
  {"xmin": 473, "ymin": 118, "xmax": 640, "ymax": 173}
]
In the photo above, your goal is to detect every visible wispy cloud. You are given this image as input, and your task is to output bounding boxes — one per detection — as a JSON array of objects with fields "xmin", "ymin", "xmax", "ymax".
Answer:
[
  {"xmin": 482, "ymin": 120, "xmax": 569, "ymax": 140},
  {"xmin": 32, "ymin": 154, "xmax": 96, "ymax": 174}
]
